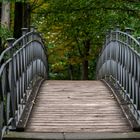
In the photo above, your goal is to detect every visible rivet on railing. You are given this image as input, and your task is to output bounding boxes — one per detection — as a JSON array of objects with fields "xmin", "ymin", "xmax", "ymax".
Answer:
[
  {"xmin": 125, "ymin": 27, "xmax": 134, "ymax": 35},
  {"xmin": 21, "ymin": 28, "xmax": 28, "ymax": 36}
]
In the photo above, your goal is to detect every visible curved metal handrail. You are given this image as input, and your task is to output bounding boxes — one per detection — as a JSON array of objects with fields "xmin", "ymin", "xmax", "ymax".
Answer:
[
  {"xmin": 0, "ymin": 28, "xmax": 48, "ymax": 139},
  {"xmin": 97, "ymin": 29, "xmax": 140, "ymax": 125},
  {"xmin": 0, "ymin": 31, "xmax": 44, "ymax": 64}
]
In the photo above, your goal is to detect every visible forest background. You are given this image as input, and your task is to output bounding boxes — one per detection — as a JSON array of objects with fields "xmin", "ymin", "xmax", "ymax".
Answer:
[{"xmin": 0, "ymin": 0, "xmax": 140, "ymax": 80}]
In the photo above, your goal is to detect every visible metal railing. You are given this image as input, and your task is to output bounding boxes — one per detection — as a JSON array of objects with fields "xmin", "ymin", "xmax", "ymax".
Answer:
[
  {"xmin": 97, "ymin": 28, "xmax": 140, "ymax": 125},
  {"xmin": 0, "ymin": 27, "xmax": 48, "ymax": 139}
]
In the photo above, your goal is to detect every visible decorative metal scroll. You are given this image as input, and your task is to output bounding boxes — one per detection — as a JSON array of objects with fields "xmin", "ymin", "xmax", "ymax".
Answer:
[
  {"xmin": 0, "ymin": 27, "xmax": 48, "ymax": 139},
  {"xmin": 97, "ymin": 28, "xmax": 140, "ymax": 125}
]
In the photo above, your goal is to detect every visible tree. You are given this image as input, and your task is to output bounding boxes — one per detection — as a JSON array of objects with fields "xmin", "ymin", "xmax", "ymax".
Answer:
[
  {"xmin": 11, "ymin": 0, "xmax": 140, "ymax": 79},
  {"xmin": 14, "ymin": 0, "xmax": 43, "ymax": 38},
  {"xmin": 1, "ymin": 1, "xmax": 10, "ymax": 29},
  {"xmin": 23, "ymin": 2, "xmax": 31, "ymax": 28},
  {"xmin": 0, "ymin": 0, "xmax": 11, "ymax": 52},
  {"xmin": 13, "ymin": 2, "xmax": 23, "ymax": 38},
  {"xmin": 14, "ymin": 1, "xmax": 32, "ymax": 38},
  {"xmin": 0, "ymin": 0, "xmax": 139, "ymax": 78}
]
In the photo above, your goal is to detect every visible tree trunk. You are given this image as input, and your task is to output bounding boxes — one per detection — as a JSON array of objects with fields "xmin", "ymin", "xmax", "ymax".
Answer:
[
  {"xmin": 82, "ymin": 40, "xmax": 90, "ymax": 80},
  {"xmin": 68, "ymin": 64, "xmax": 73, "ymax": 80},
  {"xmin": 14, "ymin": 2, "xmax": 23, "ymax": 38},
  {"xmin": 1, "ymin": 1, "xmax": 10, "ymax": 52},
  {"xmin": 1, "ymin": 1, "xmax": 10, "ymax": 29},
  {"xmin": 82, "ymin": 60, "xmax": 89, "ymax": 80},
  {"xmin": 14, "ymin": 2, "xmax": 31, "ymax": 39},
  {"xmin": 23, "ymin": 2, "xmax": 31, "ymax": 28}
]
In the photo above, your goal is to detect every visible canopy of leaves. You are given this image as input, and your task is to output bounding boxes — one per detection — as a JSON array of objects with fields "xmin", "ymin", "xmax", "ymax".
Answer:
[
  {"xmin": 31, "ymin": 0, "xmax": 140, "ymax": 79},
  {"xmin": 1, "ymin": 0, "xmax": 140, "ymax": 79}
]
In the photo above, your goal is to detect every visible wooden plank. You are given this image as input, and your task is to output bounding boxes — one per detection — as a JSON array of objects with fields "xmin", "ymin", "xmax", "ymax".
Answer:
[
  {"xmin": 26, "ymin": 127, "xmax": 131, "ymax": 133},
  {"xmin": 5, "ymin": 132, "xmax": 140, "ymax": 140},
  {"xmin": 27, "ymin": 120, "xmax": 127, "ymax": 123},
  {"xmin": 26, "ymin": 80, "xmax": 131, "ymax": 133}
]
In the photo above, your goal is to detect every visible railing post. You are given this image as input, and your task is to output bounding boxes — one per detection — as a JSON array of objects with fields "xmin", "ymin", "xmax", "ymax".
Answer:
[
  {"xmin": 21, "ymin": 28, "xmax": 28, "ymax": 103},
  {"xmin": 137, "ymin": 37, "xmax": 140, "ymax": 53},
  {"xmin": 30, "ymin": 25, "xmax": 35, "ymax": 42},
  {"xmin": 22, "ymin": 28, "xmax": 28, "ymax": 36},
  {"xmin": 137, "ymin": 37, "xmax": 140, "ymax": 43},
  {"xmin": 125, "ymin": 27, "xmax": 134, "ymax": 35},
  {"xmin": 21, "ymin": 28, "xmax": 28, "ymax": 47},
  {"xmin": 30, "ymin": 25, "xmax": 38, "ymax": 40},
  {"xmin": 7, "ymin": 38, "xmax": 16, "ymax": 130},
  {"xmin": 21, "ymin": 28, "xmax": 28, "ymax": 68},
  {"xmin": 29, "ymin": 26, "xmax": 35, "ymax": 87},
  {"xmin": 30, "ymin": 25, "xmax": 35, "ymax": 32},
  {"xmin": 7, "ymin": 38, "xmax": 15, "ymax": 54},
  {"xmin": 115, "ymin": 25, "xmax": 120, "ymax": 32},
  {"xmin": 115, "ymin": 26, "xmax": 120, "ymax": 85},
  {"xmin": 115, "ymin": 25, "xmax": 120, "ymax": 40},
  {"xmin": 125, "ymin": 27, "xmax": 134, "ymax": 45}
]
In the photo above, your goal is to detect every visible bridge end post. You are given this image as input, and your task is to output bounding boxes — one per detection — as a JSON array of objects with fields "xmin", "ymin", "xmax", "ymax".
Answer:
[
  {"xmin": 137, "ymin": 37, "xmax": 140, "ymax": 43},
  {"xmin": 22, "ymin": 28, "xmax": 28, "ymax": 36},
  {"xmin": 125, "ymin": 27, "xmax": 134, "ymax": 35}
]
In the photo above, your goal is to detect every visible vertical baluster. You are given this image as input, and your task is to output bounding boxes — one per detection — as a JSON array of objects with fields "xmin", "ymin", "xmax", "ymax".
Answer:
[
  {"xmin": 125, "ymin": 29, "xmax": 132, "ymax": 98},
  {"xmin": 133, "ymin": 54, "xmax": 137, "ymax": 104},
  {"xmin": 35, "ymin": 43, "xmax": 38, "ymax": 81},
  {"xmin": 21, "ymin": 28, "xmax": 28, "ymax": 104},
  {"xmin": 109, "ymin": 43, "xmax": 112, "ymax": 79},
  {"xmin": 6, "ymin": 64, "xmax": 10, "ymax": 127},
  {"xmin": 105, "ymin": 46, "xmax": 107, "ymax": 79},
  {"xmin": 6, "ymin": 38, "xmax": 16, "ymax": 130},
  {"xmin": 120, "ymin": 44, "xmax": 123, "ymax": 86},
  {"xmin": 121, "ymin": 44, "xmax": 124, "ymax": 87},
  {"xmin": 115, "ymin": 27, "xmax": 119, "ymax": 82},
  {"xmin": 123, "ymin": 46, "xmax": 126, "ymax": 91},
  {"xmin": 19, "ymin": 50, "xmax": 23, "ymax": 108},
  {"xmin": 30, "ymin": 26, "xmax": 35, "ymax": 87},
  {"xmin": 27, "ymin": 44, "xmax": 29, "ymax": 87},
  {"xmin": 118, "ymin": 45, "xmax": 120, "ymax": 83},
  {"xmin": 1, "ymin": 68, "xmax": 7, "ymax": 127},
  {"xmin": 136, "ymin": 58, "xmax": 140, "ymax": 109},
  {"xmin": 127, "ymin": 50, "xmax": 132, "ymax": 105},
  {"xmin": 125, "ymin": 45, "xmax": 128, "ymax": 94},
  {"xmin": 137, "ymin": 37, "xmax": 140, "ymax": 54},
  {"xmin": 0, "ymin": 100, "xmax": 3, "ymax": 139}
]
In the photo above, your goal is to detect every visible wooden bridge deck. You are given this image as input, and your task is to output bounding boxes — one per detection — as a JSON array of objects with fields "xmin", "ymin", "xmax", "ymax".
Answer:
[{"xmin": 26, "ymin": 80, "xmax": 131, "ymax": 133}]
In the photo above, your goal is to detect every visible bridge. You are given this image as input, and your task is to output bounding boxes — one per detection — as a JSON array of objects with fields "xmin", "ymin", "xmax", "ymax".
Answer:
[{"xmin": 1, "ymin": 27, "xmax": 140, "ymax": 140}]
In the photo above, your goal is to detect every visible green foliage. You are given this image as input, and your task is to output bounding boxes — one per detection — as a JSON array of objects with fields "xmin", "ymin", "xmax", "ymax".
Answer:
[
  {"xmin": 0, "ymin": 26, "xmax": 12, "ymax": 51},
  {"xmin": 31, "ymin": 0, "xmax": 140, "ymax": 79},
  {"xmin": 0, "ymin": 26, "xmax": 12, "ymax": 40}
]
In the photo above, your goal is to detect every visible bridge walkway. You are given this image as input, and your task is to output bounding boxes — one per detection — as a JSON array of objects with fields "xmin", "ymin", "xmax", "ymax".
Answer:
[{"xmin": 25, "ymin": 80, "xmax": 131, "ymax": 133}]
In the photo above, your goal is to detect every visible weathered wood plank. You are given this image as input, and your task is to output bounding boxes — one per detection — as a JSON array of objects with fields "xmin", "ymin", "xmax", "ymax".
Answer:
[
  {"xmin": 26, "ymin": 80, "xmax": 131, "ymax": 133},
  {"xmin": 5, "ymin": 132, "xmax": 140, "ymax": 140}
]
